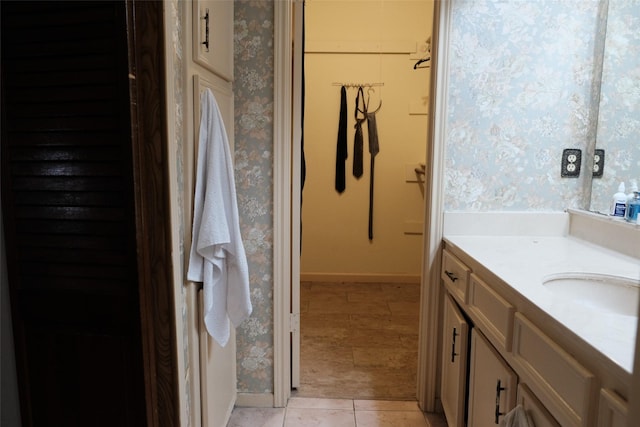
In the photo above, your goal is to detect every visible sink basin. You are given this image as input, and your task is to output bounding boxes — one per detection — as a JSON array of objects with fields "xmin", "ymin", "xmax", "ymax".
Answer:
[{"xmin": 543, "ymin": 273, "xmax": 640, "ymax": 316}]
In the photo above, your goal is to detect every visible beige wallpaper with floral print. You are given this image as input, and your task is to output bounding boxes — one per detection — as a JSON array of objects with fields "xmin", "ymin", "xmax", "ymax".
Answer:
[{"xmin": 233, "ymin": 0, "xmax": 275, "ymax": 394}]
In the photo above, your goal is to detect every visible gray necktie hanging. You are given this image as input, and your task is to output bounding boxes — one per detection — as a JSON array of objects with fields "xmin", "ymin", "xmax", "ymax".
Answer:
[{"xmin": 366, "ymin": 102, "xmax": 381, "ymax": 240}]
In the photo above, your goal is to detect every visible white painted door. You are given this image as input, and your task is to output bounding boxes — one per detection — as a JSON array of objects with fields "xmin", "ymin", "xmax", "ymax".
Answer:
[{"xmin": 290, "ymin": 0, "xmax": 305, "ymax": 389}]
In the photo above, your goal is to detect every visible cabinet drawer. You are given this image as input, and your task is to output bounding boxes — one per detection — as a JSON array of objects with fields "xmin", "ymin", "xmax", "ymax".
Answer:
[
  {"xmin": 468, "ymin": 273, "xmax": 514, "ymax": 352},
  {"xmin": 512, "ymin": 313, "xmax": 595, "ymax": 427},
  {"xmin": 441, "ymin": 249, "xmax": 470, "ymax": 303},
  {"xmin": 518, "ymin": 383, "xmax": 560, "ymax": 427},
  {"xmin": 597, "ymin": 389, "xmax": 627, "ymax": 427}
]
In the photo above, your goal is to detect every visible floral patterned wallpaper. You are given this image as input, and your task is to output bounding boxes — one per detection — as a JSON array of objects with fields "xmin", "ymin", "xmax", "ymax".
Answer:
[
  {"xmin": 444, "ymin": 0, "xmax": 606, "ymax": 211},
  {"xmin": 233, "ymin": 0, "xmax": 275, "ymax": 394},
  {"xmin": 591, "ymin": 0, "xmax": 640, "ymax": 214}
]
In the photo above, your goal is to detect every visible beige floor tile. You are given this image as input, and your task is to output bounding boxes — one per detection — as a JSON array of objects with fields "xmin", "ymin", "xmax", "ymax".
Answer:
[
  {"xmin": 352, "ymin": 347, "xmax": 417, "ymax": 368},
  {"xmin": 308, "ymin": 299, "xmax": 390, "ymax": 314},
  {"xmin": 283, "ymin": 408, "xmax": 356, "ymax": 427},
  {"xmin": 226, "ymin": 407, "xmax": 285, "ymax": 427},
  {"xmin": 388, "ymin": 301, "xmax": 420, "ymax": 315},
  {"xmin": 311, "ymin": 282, "xmax": 382, "ymax": 293},
  {"xmin": 300, "ymin": 341, "xmax": 354, "ymax": 362},
  {"xmin": 302, "ymin": 313, "xmax": 350, "ymax": 326},
  {"xmin": 345, "ymin": 289, "xmax": 387, "ymax": 302},
  {"xmin": 300, "ymin": 281, "xmax": 419, "ymax": 400},
  {"xmin": 300, "ymin": 299, "xmax": 310, "ymax": 313},
  {"xmin": 354, "ymin": 410, "xmax": 429, "ymax": 427},
  {"xmin": 379, "ymin": 282, "xmax": 420, "ymax": 292},
  {"xmin": 399, "ymin": 334, "xmax": 419, "ymax": 348},
  {"xmin": 301, "ymin": 326, "xmax": 351, "ymax": 341},
  {"xmin": 349, "ymin": 314, "xmax": 418, "ymax": 333},
  {"xmin": 354, "ymin": 400, "xmax": 421, "ymax": 411},
  {"xmin": 287, "ymin": 397, "xmax": 353, "ymax": 410},
  {"xmin": 347, "ymin": 334, "xmax": 402, "ymax": 348}
]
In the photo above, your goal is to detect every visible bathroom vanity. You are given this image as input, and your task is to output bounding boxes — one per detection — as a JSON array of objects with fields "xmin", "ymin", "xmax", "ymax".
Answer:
[{"xmin": 439, "ymin": 212, "xmax": 639, "ymax": 427}]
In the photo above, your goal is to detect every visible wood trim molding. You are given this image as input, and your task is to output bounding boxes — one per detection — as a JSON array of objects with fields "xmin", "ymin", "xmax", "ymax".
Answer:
[
  {"xmin": 273, "ymin": 0, "xmax": 294, "ymax": 409},
  {"xmin": 127, "ymin": 1, "xmax": 179, "ymax": 425},
  {"xmin": 300, "ymin": 273, "xmax": 420, "ymax": 284},
  {"xmin": 417, "ymin": 0, "xmax": 450, "ymax": 413}
]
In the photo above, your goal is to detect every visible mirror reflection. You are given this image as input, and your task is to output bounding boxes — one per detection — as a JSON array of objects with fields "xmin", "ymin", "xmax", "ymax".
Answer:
[{"xmin": 590, "ymin": 1, "xmax": 640, "ymax": 215}]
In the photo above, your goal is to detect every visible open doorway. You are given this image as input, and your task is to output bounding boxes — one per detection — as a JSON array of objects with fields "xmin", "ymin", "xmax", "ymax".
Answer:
[{"xmin": 293, "ymin": 0, "xmax": 435, "ymax": 401}]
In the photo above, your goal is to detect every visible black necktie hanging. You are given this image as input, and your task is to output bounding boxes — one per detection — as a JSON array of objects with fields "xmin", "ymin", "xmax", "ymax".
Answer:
[
  {"xmin": 352, "ymin": 87, "xmax": 366, "ymax": 179},
  {"xmin": 366, "ymin": 100, "xmax": 382, "ymax": 240},
  {"xmin": 335, "ymin": 86, "xmax": 348, "ymax": 193}
]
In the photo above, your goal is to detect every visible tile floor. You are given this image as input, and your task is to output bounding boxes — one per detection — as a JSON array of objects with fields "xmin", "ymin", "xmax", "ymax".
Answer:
[
  {"xmin": 227, "ymin": 397, "xmax": 449, "ymax": 427},
  {"xmin": 227, "ymin": 282, "xmax": 449, "ymax": 426},
  {"xmin": 296, "ymin": 281, "xmax": 421, "ymax": 399}
]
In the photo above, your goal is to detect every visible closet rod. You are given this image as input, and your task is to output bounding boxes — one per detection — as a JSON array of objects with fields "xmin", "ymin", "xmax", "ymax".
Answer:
[{"xmin": 331, "ymin": 82, "xmax": 384, "ymax": 88}]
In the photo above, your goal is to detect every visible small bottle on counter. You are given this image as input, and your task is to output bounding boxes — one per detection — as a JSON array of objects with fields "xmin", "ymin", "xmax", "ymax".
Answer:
[
  {"xmin": 627, "ymin": 179, "xmax": 638, "ymax": 203},
  {"xmin": 625, "ymin": 191, "xmax": 640, "ymax": 224},
  {"xmin": 610, "ymin": 181, "xmax": 627, "ymax": 217}
]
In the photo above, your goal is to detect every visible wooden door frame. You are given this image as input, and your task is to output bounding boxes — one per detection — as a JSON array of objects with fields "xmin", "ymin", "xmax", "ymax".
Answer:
[{"xmin": 125, "ymin": 1, "xmax": 179, "ymax": 426}]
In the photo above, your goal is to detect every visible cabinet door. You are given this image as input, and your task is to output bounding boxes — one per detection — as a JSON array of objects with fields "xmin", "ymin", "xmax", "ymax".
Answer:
[
  {"xmin": 468, "ymin": 330, "xmax": 517, "ymax": 427},
  {"xmin": 192, "ymin": 0, "xmax": 233, "ymax": 81},
  {"xmin": 441, "ymin": 293, "xmax": 469, "ymax": 427},
  {"xmin": 598, "ymin": 389, "xmax": 627, "ymax": 427},
  {"xmin": 518, "ymin": 384, "xmax": 560, "ymax": 427}
]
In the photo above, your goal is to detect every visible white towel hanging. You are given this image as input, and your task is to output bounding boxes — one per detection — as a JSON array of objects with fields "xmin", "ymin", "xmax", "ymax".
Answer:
[
  {"xmin": 500, "ymin": 405, "xmax": 534, "ymax": 427},
  {"xmin": 187, "ymin": 88, "xmax": 252, "ymax": 347}
]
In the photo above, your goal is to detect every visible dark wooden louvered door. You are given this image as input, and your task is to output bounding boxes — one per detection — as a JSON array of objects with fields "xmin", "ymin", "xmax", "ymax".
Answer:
[{"xmin": 1, "ymin": 2, "xmax": 148, "ymax": 425}]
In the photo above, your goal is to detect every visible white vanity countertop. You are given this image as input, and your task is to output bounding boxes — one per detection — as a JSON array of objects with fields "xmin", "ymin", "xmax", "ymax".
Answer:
[{"xmin": 443, "ymin": 234, "xmax": 640, "ymax": 373}]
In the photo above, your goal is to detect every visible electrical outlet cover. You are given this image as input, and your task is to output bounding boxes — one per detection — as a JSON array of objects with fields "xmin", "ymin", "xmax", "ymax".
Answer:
[
  {"xmin": 561, "ymin": 148, "xmax": 582, "ymax": 178},
  {"xmin": 593, "ymin": 149, "xmax": 605, "ymax": 178}
]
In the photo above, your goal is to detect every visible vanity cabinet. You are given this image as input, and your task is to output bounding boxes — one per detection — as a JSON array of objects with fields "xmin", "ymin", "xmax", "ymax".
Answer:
[
  {"xmin": 440, "ymin": 293, "xmax": 469, "ymax": 427},
  {"xmin": 467, "ymin": 329, "xmax": 517, "ymax": 427},
  {"xmin": 439, "ymin": 244, "xmax": 630, "ymax": 427}
]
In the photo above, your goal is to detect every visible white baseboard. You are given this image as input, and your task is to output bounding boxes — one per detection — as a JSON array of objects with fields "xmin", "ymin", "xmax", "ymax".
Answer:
[
  {"xmin": 300, "ymin": 272, "xmax": 420, "ymax": 284},
  {"xmin": 235, "ymin": 392, "xmax": 276, "ymax": 408}
]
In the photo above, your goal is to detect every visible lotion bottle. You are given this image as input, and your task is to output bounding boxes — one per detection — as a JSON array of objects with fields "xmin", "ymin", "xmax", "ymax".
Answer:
[{"xmin": 610, "ymin": 181, "xmax": 626, "ymax": 217}]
